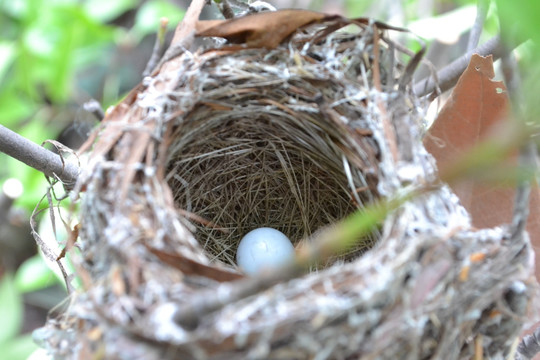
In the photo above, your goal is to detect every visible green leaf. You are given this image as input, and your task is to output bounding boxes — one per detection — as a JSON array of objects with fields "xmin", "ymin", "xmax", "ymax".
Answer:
[
  {"xmin": 0, "ymin": 0, "xmax": 30, "ymax": 20},
  {"xmin": 496, "ymin": 0, "xmax": 540, "ymax": 45},
  {"xmin": 0, "ymin": 90, "xmax": 37, "ymax": 126},
  {"xmin": 15, "ymin": 255, "xmax": 59, "ymax": 294},
  {"xmin": 17, "ymin": 3, "xmax": 116, "ymax": 103},
  {"xmin": 408, "ymin": 5, "xmax": 476, "ymax": 42},
  {"xmin": 344, "ymin": 0, "xmax": 371, "ymax": 18},
  {"xmin": 133, "ymin": 0, "xmax": 185, "ymax": 38},
  {"xmin": 0, "ymin": 334, "xmax": 39, "ymax": 360},
  {"xmin": 0, "ymin": 42, "xmax": 16, "ymax": 82},
  {"xmin": 0, "ymin": 274, "xmax": 23, "ymax": 344},
  {"xmin": 83, "ymin": 0, "xmax": 139, "ymax": 23},
  {"xmin": 23, "ymin": 26, "xmax": 58, "ymax": 58},
  {"xmin": 65, "ymin": 6, "xmax": 117, "ymax": 45}
]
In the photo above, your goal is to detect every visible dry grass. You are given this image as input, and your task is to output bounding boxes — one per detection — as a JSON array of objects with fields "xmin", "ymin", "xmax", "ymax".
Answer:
[{"xmin": 166, "ymin": 101, "xmax": 376, "ymax": 268}]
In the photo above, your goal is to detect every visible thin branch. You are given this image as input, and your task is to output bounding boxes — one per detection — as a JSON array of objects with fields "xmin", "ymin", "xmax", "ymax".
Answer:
[
  {"xmin": 0, "ymin": 125, "xmax": 79, "ymax": 189},
  {"xmin": 500, "ymin": 53, "xmax": 533, "ymax": 240},
  {"xmin": 467, "ymin": 0, "xmax": 490, "ymax": 52},
  {"xmin": 495, "ymin": 9, "xmax": 534, "ymax": 242},
  {"xmin": 414, "ymin": 35, "xmax": 503, "ymax": 98},
  {"xmin": 143, "ymin": 17, "xmax": 169, "ymax": 77},
  {"xmin": 83, "ymin": 99, "xmax": 105, "ymax": 122},
  {"xmin": 517, "ymin": 326, "xmax": 540, "ymax": 360},
  {"xmin": 510, "ymin": 141, "xmax": 535, "ymax": 240},
  {"xmin": 169, "ymin": 0, "xmax": 206, "ymax": 48},
  {"xmin": 154, "ymin": 0, "xmax": 206, "ymax": 71}
]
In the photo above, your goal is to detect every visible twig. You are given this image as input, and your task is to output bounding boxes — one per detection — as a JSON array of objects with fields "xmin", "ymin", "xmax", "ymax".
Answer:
[
  {"xmin": 169, "ymin": 0, "xmax": 206, "ymax": 51},
  {"xmin": 154, "ymin": 0, "xmax": 206, "ymax": 71},
  {"xmin": 496, "ymin": 14, "xmax": 533, "ymax": 241},
  {"xmin": 510, "ymin": 141, "xmax": 535, "ymax": 240},
  {"xmin": 82, "ymin": 99, "xmax": 105, "ymax": 122},
  {"xmin": 414, "ymin": 35, "xmax": 503, "ymax": 99},
  {"xmin": 218, "ymin": 0, "xmax": 236, "ymax": 19},
  {"xmin": 467, "ymin": 0, "xmax": 490, "ymax": 52},
  {"xmin": 143, "ymin": 17, "xmax": 169, "ymax": 77},
  {"xmin": 517, "ymin": 326, "xmax": 540, "ymax": 360},
  {"xmin": 0, "ymin": 125, "xmax": 79, "ymax": 189}
]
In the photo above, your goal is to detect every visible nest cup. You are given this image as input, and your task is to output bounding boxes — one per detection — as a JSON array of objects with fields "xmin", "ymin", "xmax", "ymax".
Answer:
[{"xmin": 163, "ymin": 25, "xmax": 397, "ymax": 269}]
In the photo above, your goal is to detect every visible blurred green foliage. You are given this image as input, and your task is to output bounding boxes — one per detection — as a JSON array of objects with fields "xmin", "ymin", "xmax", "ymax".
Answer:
[
  {"xmin": 0, "ymin": 0, "xmax": 184, "ymax": 208},
  {"xmin": 0, "ymin": 0, "xmax": 184, "ymax": 358},
  {"xmin": 0, "ymin": 274, "xmax": 23, "ymax": 348}
]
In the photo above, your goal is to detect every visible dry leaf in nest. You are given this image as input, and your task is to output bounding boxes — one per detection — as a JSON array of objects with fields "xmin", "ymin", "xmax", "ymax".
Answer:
[
  {"xmin": 195, "ymin": 9, "xmax": 336, "ymax": 49},
  {"xmin": 194, "ymin": 9, "xmax": 418, "ymax": 53}
]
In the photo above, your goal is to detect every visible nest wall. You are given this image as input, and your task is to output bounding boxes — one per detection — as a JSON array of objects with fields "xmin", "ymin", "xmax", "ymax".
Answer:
[{"xmin": 34, "ymin": 14, "xmax": 539, "ymax": 360}]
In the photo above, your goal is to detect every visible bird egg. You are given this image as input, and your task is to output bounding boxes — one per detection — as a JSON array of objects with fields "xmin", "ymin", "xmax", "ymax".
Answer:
[{"xmin": 236, "ymin": 227, "xmax": 295, "ymax": 275}]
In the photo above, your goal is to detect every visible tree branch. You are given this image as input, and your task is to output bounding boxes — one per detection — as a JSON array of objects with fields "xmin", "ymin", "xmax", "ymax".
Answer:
[
  {"xmin": 414, "ymin": 35, "xmax": 503, "ymax": 98},
  {"xmin": 0, "ymin": 125, "xmax": 79, "ymax": 189},
  {"xmin": 467, "ymin": 0, "xmax": 490, "ymax": 52},
  {"xmin": 517, "ymin": 326, "xmax": 540, "ymax": 360}
]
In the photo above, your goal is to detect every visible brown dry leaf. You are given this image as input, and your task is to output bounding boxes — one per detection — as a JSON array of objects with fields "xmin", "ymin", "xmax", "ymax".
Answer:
[
  {"xmin": 195, "ymin": 9, "xmax": 340, "ymax": 49},
  {"xmin": 425, "ymin": 55, "xmax": 509, "ymax": 173},
  {"xmin": 425, "ymin": 54, "xmax": 540, "ymax": 267}
]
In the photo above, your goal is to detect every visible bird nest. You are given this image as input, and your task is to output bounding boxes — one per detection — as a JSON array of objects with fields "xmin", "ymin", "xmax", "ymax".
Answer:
[{"xmin": 35, "ymin": 8, "xmax": 537, "ymax": 360}]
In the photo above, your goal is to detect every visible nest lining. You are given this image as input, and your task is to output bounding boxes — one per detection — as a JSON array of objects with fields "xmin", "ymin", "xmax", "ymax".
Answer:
[
  {"xmin": 166, "ymin": 102, "xmax": 377, "ymax": 267},
  {"xmin": 163, "ymin": 25, "xmax": 403, "ymax": 269}
]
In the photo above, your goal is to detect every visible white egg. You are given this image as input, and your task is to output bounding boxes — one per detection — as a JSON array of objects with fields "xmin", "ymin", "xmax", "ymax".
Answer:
[{"xmin": 236, "ymin": 227, "xmax": 295, "ymax": 275}]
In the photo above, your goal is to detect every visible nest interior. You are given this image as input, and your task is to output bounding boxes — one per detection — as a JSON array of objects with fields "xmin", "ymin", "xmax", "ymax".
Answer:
[
  {"xmin": 161, "ymin": 23, "xmax": 407, "ymax": 269},
  {"xmin": 165, "ymin": 85, "xmax": 380, "ymax": 267}
]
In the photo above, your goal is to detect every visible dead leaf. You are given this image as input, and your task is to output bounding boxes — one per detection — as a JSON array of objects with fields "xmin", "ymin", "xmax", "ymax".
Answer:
[
  {"xmin": 196, "ymin": 9, "xmax": 340, "ymax": 49},
  {"xmin": 425, "ymin": 54, "xmax": 509, "ymax": 172},
  {"xmin": 425, "ymin": 54, "xmax": 540, "ymax": 278},
  {"xmin": 425, "ymin": 54, "xmax": 511, "ymax": 228}
]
